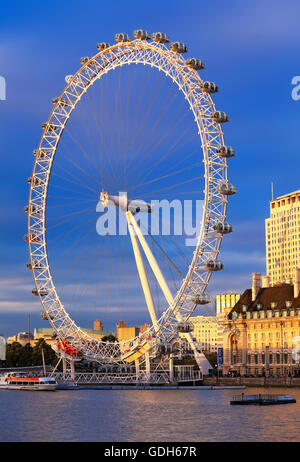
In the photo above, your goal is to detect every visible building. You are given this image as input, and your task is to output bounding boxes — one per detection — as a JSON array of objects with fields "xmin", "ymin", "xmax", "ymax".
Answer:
[
  {"xmin": 117, "ymin": 327, "xmax": 139, "ymax": 342},
  {"xmin": 7, "ymin": 332, "xmax": 34, "ymax": 346},
  {"xmin": 188, "ymin": 315, "xmax": 220, "ymax": 352},
  {"xmin": 222, "ymin": 272, "xmax": 300, "ymax": 377},
  {"xmin": 116, "ymin": 321, "xmax": 151, "ymax": 342},
  {"xmin": 216, "ymin": 293, "xmax": 240, "ymax": 316},
  {"xmin": 0, "ymin": 334, "xmax": 5, "ymax": 360},
  {"xmin": 215, "ymin": 294, "xmax": 240, "ymax": 356},
  {"xmin": 266, "ymin": 189, "xmax": 300, "ymax": 285},
  {"xmin": 116, "ymin": 320, "xmax": 127, "ymax": 339},
  {"xmin": 34, "ymin": 328, "xmax": 55, "ymax": 346},
  {"xmin": 93, "ymin": 319, "xmax": 104, "ymax": 331},
  {"xmin": 34, "ymin": 327, "xmax": 114, "ymax": 346}
]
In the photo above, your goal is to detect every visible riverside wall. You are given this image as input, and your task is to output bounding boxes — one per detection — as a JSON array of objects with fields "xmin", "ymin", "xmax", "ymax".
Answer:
[{"xmin": 202, "ymin": 376, "xmax": 300, "ymax": 387}]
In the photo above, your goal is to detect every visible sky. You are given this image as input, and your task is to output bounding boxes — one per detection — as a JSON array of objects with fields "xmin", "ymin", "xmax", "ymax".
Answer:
[{"xmin": 1, "ymin": 0, "xmax": 300, "ymax": 337}]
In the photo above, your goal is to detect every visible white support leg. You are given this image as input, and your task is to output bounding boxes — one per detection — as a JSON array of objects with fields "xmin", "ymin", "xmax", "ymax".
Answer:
[
  {"xmin": 126, "ymin": 211, "xmax": 158, "ymax": 329},
  {"xmin": 169, "ymin": 355, "xmax": 174, "ymax": 383},
  {"xmin": 145, "ymin": 351, "xmax": 150, "ymax": 383},
  {"xmin": 62, "ymin": 357, "xmax": 67, "ymax": 379},
  {"xmin": 70, "ymin": 359, "xmax": 75, "ymax": 381},
  {"xmin": 127, "ymin": 212, "xmax": 206, "ymax": 374},
  {"xmin": 62, "ymin": 356, "xmax": 76, "ymax": 381},
  {"xmin": 135, "ymin": 358, "xmax": 140, "ymax": 382},
  {"xmin": 128, "ymin": 211, "xmax": 173, "ymax": 305}
]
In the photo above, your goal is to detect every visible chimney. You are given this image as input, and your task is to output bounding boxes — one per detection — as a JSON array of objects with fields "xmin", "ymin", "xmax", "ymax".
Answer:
[
  {"xmin": 294, "ymin": 268, "xmax": 300, "ymax": 298},
  {"xmin": 252, "ymin": 272, "xmax": 261, "ymax": 301},
  {"xmin": 262, "ymin": 275, "xmax": 270, "ymax": 288}
]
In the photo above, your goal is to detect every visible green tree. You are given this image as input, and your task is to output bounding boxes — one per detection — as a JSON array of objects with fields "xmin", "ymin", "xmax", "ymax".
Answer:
[
  {"xmin": 101, "ymin": 334, "xmax": 117, "ymax": 342},
  {"xmin": 18, "ymin": 343, "xmax": 34, "ymax": 366},
  {"xmin": 0, "ymin": 339, "xmax": 58, "ymax": 368},
  {"xmin": 32, "ymin": 338, "xmax": 57, "ymax": 366},
  {"xmin": 5, "ymin": 342, "xmax": 23, "ymax": 367}
]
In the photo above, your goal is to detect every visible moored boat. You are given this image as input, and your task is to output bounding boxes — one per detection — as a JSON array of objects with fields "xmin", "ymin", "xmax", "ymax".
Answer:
[
  {"xmin": 230, "ymin": 393, "xmax": 296, "ymax": 405},
  {"xmin": 0, "ymin": 372, "xmax": 57, "ymax": 391}
]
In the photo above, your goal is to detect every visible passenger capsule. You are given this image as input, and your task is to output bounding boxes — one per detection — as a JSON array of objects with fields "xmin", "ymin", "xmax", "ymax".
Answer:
[
  {"xmin": 133, "ymin": 29, "xmax": 150, "ymax": 40},
  {"xmin": 200, "ymin": 81, "xmax": 218, "ymax": 93},
  {"xmin": 115, "ymin": 33, "xmax": 131, "ymax": 42},
  {"xmin": 185, "ymin": 58, "xmax": 204, "ymax": 70},
  {"xmin": 205, "ymin": 260, "xmax": 224, "ymax": 271},
  {"xmin": 27, "ymin": 260, "xmax": 43, "ymax": 270},
  {"xmin": 215, "ymin": 145, "xmax": 235, "ymax": 158},
  {"xmin": 192, "ymin": 294, "xmax": 211, "ymax": 305},
  {"xmin": 33, "ymin": 148, "xmax": 50, "ymax": 159},
  {"xmin": 96, "ymin": 42, "xmax": 111, "ymax": 51},
  {"xmin": 80, "ymin": 57, "xmax": 90, "ymax": 65},
  {"xmin": 52, "ymin": 97, "xmax": 68, "ymax": 107},
  {"xmin": 152, "ymin": 32, "xmax": 170, "ymax": 43},
  {"xmin": 42, "ymin": 122, "xmax": 59, "ymax": 132},
  {"xmin": 217, "ymin": 182, "xmax": 237, "ymax": 196},
  {"xmin": 65, "ymin": 75, "xmax": 73, "ymax": 83},
  {"xmin": 27, "ymin": 176, "xmax": 43, "ymax": 186},
  {"xmin": 210, "ymin": 111, "xmax": 229, "ymax": 123},
  {"xmin": 170, "ymin": 41, "xmax": 188, "ymax": 53},
  {"xmin": 24, "ymin": 205, "xmax": 40, "ymax": 214},
  {"xmin": 157, "ymin": 343, "xmax": 173, "ymax": 355},
  {"xmin": 213, "ymin": 222, "xmax": 233, "ymax": 234},
  {"xmin": 24, "ymin": 233, "xmax": 40, "ymax": 243},
  {"xmin": 32, "ymin": 287, "xmax": 48, "ymax": 297},
  {"xmin": 40, "ymin": 311, "xmax": 54, "ymax": 320},
  {"xmin": 176, "ymin": 322, "xmax": 194, "ymax": 333},
  {"xmin": 80, "ymin": 57, "xmax": 96, "ymax": 68}
]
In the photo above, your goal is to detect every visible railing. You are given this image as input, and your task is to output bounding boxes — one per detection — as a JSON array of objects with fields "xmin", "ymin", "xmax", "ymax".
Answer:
[
  {"xmin": 54, "ymin": 371, "xmax": 170, "ymax": 385},
  {"xmin": 53, "ymin": 369, "xmax": 202, "ymax": 385}
]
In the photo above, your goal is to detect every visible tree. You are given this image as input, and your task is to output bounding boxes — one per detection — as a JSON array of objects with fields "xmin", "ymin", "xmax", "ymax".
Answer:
[
  {"xmin": 32, "ymin": 338, "xmax": 57, "ymax": 366},
  {"xmin": 18, "ymin": 343, "xmax": 34, "ymax": 366},
  {"xmin": 0, "ymin": 339, "xmax": 58, "ymax": 368},
  {"xmin": 5, "ymin": 342, "xmax": 23, "ymax": 367},
  {"xmin": 101, "ymin": 334, "xmax": 117, "ymax": 342}
]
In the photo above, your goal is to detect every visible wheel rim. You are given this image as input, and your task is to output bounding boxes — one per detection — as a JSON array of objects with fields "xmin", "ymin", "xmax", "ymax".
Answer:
[{"xmin": 27, "ymin": 37, "xmax": 229, "ymax": 362}]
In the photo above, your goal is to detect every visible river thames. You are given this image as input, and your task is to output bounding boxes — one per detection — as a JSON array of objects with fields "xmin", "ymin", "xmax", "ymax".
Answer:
[{"xmin": 1, "ymin": 387, "xmax": 299, "ymax": 442}]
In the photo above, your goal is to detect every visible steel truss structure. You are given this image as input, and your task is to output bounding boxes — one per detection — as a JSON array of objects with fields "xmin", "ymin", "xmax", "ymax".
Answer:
[
  {"xmin": 53, "ymin": 370, "xmax": 202, "ymax": 385},
  {"xmin": 27, "ymin": 31, "xmax": 235, "ymax": 366}
]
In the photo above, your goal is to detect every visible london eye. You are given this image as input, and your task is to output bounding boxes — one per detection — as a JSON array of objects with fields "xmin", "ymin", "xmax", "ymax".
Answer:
[{"xmin": 26, "ymin": 30, "xmax": 236, "ymax": 372}]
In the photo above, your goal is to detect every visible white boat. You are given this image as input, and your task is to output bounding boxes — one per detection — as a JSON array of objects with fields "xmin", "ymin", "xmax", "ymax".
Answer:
[{"xmin": 0, "ymin": 372, "xmax": 57, "ymax": 391}]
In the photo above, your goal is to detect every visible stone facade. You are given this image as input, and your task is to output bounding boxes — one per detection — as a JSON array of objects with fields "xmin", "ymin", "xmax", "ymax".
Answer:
[{"xmin": 221, "ymin": 274, "xmax": 300, "ymax": 377}]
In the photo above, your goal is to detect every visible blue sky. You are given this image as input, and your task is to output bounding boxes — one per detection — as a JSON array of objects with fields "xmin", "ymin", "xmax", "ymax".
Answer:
[{"xmin": 1, "ymin": 0, "xmax": 300, "ymax": 337}]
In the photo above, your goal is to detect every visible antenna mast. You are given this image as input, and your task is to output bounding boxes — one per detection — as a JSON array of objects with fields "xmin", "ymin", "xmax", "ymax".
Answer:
[{"xmin": 271, "ymin": 182, "xmax": 274, "ymax": 201}]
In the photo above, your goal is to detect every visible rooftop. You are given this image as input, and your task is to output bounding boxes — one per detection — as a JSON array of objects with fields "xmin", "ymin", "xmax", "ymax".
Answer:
[
  {"xmin": 271, "ymin": 189, "xmax": 300, "ymax": 202},
  {"xmin": 229, "ymin": 283, "xmax": 300, "ymax": 316}
]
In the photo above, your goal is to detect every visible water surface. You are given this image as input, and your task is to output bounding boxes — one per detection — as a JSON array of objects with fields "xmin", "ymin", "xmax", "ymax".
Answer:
[{"xmin": 1, "ymin": 387, "xmax": 299, "ymax": 442}]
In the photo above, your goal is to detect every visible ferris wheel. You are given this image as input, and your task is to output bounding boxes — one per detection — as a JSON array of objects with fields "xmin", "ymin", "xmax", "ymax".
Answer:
[{"xmin": 26, "ymin": 30, "xmax": 236, "ymax": 367}]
